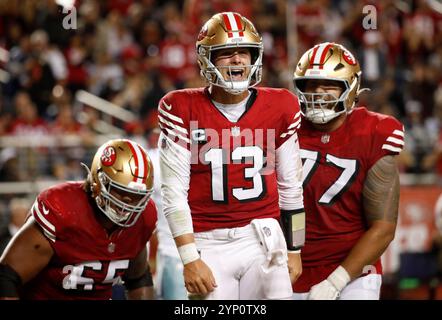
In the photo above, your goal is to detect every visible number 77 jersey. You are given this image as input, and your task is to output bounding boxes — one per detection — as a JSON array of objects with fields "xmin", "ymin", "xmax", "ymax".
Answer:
[
  {"xmin": 297, "ymin": 107, "xmax": 404, "ymax": 269},
  {"xmin": 158, "ymin": 87, "xmax": 303, "ymax": 232}
]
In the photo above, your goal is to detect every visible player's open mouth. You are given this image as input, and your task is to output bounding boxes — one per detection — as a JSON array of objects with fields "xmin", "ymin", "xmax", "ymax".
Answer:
[{"xmin": 228, "ymin": 68, "xmax": 245, "ymax": 80}]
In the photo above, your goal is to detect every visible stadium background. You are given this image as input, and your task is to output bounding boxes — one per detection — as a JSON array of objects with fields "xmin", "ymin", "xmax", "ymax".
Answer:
[{"xmin": 0, "ymin": 0, "xmax": 442, "ymax": 299}]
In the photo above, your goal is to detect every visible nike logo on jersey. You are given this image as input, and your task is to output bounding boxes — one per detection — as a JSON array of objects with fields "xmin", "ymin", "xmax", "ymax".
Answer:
[
  {"xmin": 41, "ymin": 203, "xmax": 50, "ymax": 215},
  {"xmin": 162, "ymin": 100, "xmax": 172, "ymax": 110}
]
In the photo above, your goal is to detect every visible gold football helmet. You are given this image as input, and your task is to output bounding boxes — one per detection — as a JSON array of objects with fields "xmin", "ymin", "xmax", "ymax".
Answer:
[
  {"xmin": 293, "ymin": 42, "xmax": 365, "ymax": 124},
  {"xmin": 86, "ymin": 139, "xmax": 154, "ymax": 227},
  {"xmin": 196, "ymin": 12, "xmax": 263, "ymax": 94}
]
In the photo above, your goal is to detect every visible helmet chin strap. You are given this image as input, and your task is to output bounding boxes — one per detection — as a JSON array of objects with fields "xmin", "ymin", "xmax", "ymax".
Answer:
[
  {"xmin": 107, "ymin": 205, "xmax": 130, "ymax": 223},
  {"xmin": 305, "ymin": 108, "xmax": 342, "ymax": 124},
  {"xmin": 215, "ymin": 80, "xmax": 249, "ymax": 95},
  {"xmin": 212, "ymin": 65, "xmax": 250, "ymax": 95}
]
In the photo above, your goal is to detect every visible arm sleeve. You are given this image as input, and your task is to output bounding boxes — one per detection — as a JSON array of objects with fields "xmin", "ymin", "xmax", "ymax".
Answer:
[
  {"xmin": 276, "ymin": 132, "xmax": 304, "ymax": 211},
  {"xmin": 158, "ymin": 132, "xmax": 194, "ymax": 238},
  {"xmin": 274, "ymin": 93, "xmax": 305, "ymax": 250}
]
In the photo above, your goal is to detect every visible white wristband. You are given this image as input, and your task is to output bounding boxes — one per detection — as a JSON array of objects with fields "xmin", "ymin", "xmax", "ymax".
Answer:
[
  {"xmin": 177, "ymin": 243, "xmax": 200, "ymax": 265},
  {"xmin": 327, "ymin": 265, "xmax": 351, "ymax": 292}
]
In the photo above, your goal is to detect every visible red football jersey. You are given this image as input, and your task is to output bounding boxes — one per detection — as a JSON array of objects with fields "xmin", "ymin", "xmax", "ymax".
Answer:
[
  {"xmin": 22, "ymin": 182, "xmax": 157, "ymax": 300},
  {"xmin": 159, "ymin": 87, "xmax": 301, "ymax": 232},
  {"xmin": 294, "ymin": 107, "xmax": 404, "ymax": 292}
]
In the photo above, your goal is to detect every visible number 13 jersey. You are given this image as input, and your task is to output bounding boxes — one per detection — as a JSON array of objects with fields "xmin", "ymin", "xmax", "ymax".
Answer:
[{"xmin": 158, "ymin": 87, "xmax": 304, "ymax": 232}]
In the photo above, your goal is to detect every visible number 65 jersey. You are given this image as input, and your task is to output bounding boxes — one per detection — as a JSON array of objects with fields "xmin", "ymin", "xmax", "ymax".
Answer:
[
  {"xmin": 294, "ymin": 107, "xmax": 404, "ymax": 292},
  {"xmin": 158, "ymin": 87, "xmax": 304, "ymax": 232},
  {"xmin": 22, "ymin": 182, "xmax": 157, "ymax": 300}
]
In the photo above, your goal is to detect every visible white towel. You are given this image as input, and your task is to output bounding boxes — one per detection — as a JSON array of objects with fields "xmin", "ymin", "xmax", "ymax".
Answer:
[{"xmin": 251, "ymin": 218, "xmax": 288, "ymax": 272}]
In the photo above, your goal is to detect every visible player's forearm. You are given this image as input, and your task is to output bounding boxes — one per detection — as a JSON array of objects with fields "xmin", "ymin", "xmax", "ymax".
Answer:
[
  {"xmin": 340, "ymin": 221, "xmax": 396, "ymax": 280},
  {"xmin": 174, "ymin": 233, "xmax": 196, "ymax": 246},
  {"xmin": 276, "ymin": 133, "xmax": 304, "ymax": 210},
  {"xmin": 159, "ymin": 132, "xmax": 194, "ymax": 239},
  {"xmin": 127, "ymin": 286, "xmax": 154, "ymax": 300},
  {"xmin": 339, "ymin": 155, "xmax": 399, "ymax": 279},
  {"xmin": 310, "ymin": 223, "xmax": 395, "ymax": 299},
  {"xmin": 276, "ymin": 134, "xmax": 305, "ymax": 251}
]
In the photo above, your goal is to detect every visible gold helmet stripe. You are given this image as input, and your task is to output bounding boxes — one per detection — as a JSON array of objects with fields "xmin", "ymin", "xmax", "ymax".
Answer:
[
  {"xmin": 310, "ymin": 42, "xmax": 333, "ymax": 69},
  {"xmin": 125, "ymin": 139, "xmax": 147, "ymax": 184},
  {"xmin": 222, "ymin": 12, "xmax": 244, "ymax": 37}
]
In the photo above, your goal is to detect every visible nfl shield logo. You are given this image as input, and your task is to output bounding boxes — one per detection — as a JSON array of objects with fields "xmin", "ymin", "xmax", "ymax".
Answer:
[
  {"xmin": 263, "ymin": 226, "xmax": 271, "ymax": 237},
  {"xmin": 321, "ymin": 134, "xmax": 330, "ymax": 144},
  {"xmin": 231, "ymin": 126, "xmax": 240, "ymax": 137}
]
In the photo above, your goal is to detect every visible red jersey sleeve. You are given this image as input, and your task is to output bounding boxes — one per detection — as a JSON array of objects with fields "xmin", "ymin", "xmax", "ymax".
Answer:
[
  {"xmin": 369, "ymin": 115, "xmax": 404, "ymax": 168},
  {"xmin": 30, "ymin": 191, "xmax": 63, "ymax": 243},
  {"xmin": 158, "ymin": 90, "xmax": 191, "ymax": 150},
  {"xmin": 276, "ymin": 89, "xmax": 302, "ymax": 149}
]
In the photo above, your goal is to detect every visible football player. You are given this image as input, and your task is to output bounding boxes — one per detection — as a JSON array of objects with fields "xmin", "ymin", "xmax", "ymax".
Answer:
[
  {"xmin": 158, "ymin": 12, "xmax": 305, "ymax": 300},
  {"xmin": 292, "ymin": 42, "xmax": 404, "ymax": 300},
  {"xmin": 0, "ymin": 139, "xmax": 157, "ymax": 300}
]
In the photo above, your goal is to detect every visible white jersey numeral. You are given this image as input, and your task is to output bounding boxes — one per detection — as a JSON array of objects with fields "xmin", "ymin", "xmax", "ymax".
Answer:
[
  {"xmin": 204, "ymin": 148, "xmax": 227, "ymax": 202},
  {"xmin": 205, "ymin": 146, "xmax": 265, "ymax": 202},
  {"xmin": 62, "ymin": 259, "xmax": 129, "ymax": 290},
  {"xmin": 301, "ymin": 149, "xmax": 358, "ymax": 205}
]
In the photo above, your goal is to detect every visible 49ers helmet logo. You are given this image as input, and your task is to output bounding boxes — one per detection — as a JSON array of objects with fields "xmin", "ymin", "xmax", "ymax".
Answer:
[
  {"xmin": 101, "ymin": 146, "xmax": 116, "ymax": 166},
  {"xmin": 197, "ymin": 24, "xmax": 208, "ymax": 41},
  {"xmin": 342, "ymin": 49, "xmax": 357, "ymax": 65}
]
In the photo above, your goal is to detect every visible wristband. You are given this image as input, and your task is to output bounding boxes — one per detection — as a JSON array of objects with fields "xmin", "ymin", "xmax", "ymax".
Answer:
[
  {"xmin": 280, "ymin": 209, "xmax": 305, "ymax": 250},
  {"xmin": 177, "ymin": 243, "xmax": 200, "ymax": 265},
  {"xmin": 328, "ymin": 265, "xmax": 351, "ymax": 292}
]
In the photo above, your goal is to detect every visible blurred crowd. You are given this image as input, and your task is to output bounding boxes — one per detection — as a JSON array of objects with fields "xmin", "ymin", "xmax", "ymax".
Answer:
[
  {"xmin": 1, "ymin": 0, "xmax": 442, "ymax": 179},
  {"xmin": 1, "ymin": 0, "xmax": 442, "ymax": 299}
]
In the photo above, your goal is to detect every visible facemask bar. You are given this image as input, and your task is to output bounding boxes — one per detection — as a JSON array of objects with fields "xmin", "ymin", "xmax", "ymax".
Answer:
[
  {"xmin": 298, "ymin": 92, "xmax": 344, "ymax": 124},
  {"xmin": 97, "ymin": 172, "xmax": 152, "ymax": 227},
  {"xmin": 200, "ymin": 44, "xmax": 263, "ymax": 95}
]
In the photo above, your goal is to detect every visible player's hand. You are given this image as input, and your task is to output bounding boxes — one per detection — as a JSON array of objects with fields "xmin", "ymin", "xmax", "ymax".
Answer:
[
  {"xmin": 308, "ymin": 266, "xmax": 350, "ymax": 300},
  {"xmin": 183, "ymin": 258, "xmax": 217, "ymax": 296},
  {"xmin": 287, "ymin": 252, "xmax": 302, "ymax": 284},
  {"xmin": 308, "ymin": 279, "xmax": 340, "ymax": 300}
]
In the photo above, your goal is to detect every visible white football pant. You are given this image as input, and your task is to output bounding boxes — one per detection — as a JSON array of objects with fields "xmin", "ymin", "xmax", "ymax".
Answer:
[
  {"xmin": 292, "ymin": 274, "xmax": 382, "ymax": 300},
  {"xmin": 194, "ymin": 222, "xmax": 293, "ymax": 300}
]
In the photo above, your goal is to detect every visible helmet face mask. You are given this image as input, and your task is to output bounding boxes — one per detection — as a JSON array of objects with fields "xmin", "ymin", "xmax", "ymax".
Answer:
[
  {"xmin": 293, "ymin": 42, "xmax": 363, "ymax": 124},
  {"xmin": 97, "ymin": 171, "xmax": 152, "ymax": 227},
  {"xmin": 294, "ymin": 77, "xmax": 349, "ymax": 124},
  {"xmin": 88, "ymin": 139, "xmax": 154, "ymax": 228},
  {"xmin": 196, "ymin": 12, "xmax": 263, "ymax": 95}
]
